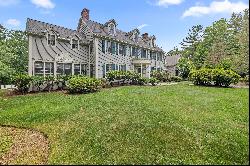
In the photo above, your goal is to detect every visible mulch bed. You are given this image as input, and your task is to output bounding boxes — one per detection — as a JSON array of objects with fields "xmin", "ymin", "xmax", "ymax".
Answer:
[{"xmin": 0, "ymin": 126, "xmax": 49, "ymax": 165}]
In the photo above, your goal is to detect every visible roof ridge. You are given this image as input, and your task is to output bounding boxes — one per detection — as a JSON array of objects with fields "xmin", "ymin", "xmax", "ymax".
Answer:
[{"xmin": 27, "ymin": 18, "xmax": 77, "ymax": 32}]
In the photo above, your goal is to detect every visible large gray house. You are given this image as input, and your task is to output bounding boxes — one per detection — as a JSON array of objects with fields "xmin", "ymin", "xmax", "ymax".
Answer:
[{"xmin": 26, "ymin": 8, "xmax": 166, "ymax": 78}]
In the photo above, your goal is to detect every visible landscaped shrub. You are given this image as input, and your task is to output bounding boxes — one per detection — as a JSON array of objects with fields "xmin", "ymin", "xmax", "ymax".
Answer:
[
  {"xmin": 151, "ymin": 71, "xmax": 171, "ymax": 82},
  {"xmin": 13, "ymin": 74, "xmax": 33, "ymax": 94},
  {"xmin": 45, "ymin": 75, "xmax": 55, "ymax": 92},
  {"xmin": 148, "ymin": 78, "xmax": 159, "ymax": 86},
  {"xmin": 240, "ymin": 75, "xmax": 249, "ymax": 85},
  {"xmin": 67, "ymin": 75, "xmax": 102, "ymax": 94},
  {"xmin": 170, "ymin": 76, "xmax": 182, "ymax": 82},
  {"xmin": 189, "ymin": 68, "xmax": 240, "ymax": 87},
  {"xmin": 137, "ymin": 77, "xmax": 148, "ymax": 85},
  {"xmin": 189, "ymin": 68, "xmax": 213, "ymax": 86},
  {"xmin": 32, "ymin": 76, "xmax": 44, "ymax": 91},
  {"xmin": 57, "ymin": 75, "xmax": 71, "ymax": 90}
]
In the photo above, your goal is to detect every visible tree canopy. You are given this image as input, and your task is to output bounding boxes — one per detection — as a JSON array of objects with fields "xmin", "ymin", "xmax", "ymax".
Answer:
[
  {"xmin": 172, "ymin": 9, "xmax": 249, "ymax": 77},
  {"xmin": 0, "ymin": 25, "xmax": 28, "ymax": 84}
]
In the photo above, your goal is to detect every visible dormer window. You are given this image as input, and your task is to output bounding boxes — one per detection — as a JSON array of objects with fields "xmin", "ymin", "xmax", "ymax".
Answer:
[
  {"xmin": 108, "ymin": 23, "xmax": 116, "ymax": 35},
  {"xmin": 72, "ymin": 39, "xmax": 79, "ymax": 50},
  {"xmin": 48, "ymin": 34, "xmax": 56, "ymax": 46},
  {"xmin": 134, "ymin": 33, "xmax": 139, "ymax": 42}
]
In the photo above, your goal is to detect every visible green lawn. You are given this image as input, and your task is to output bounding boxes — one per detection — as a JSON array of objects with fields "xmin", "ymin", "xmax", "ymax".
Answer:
[{"xmin": 0, "ymin": 83, "xmax": 249, "ymax": 164}]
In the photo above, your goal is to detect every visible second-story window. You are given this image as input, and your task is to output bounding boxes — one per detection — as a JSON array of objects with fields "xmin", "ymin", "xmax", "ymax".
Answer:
[
  {"xmin": 111, "ymin": 41, "xmax": 116, "ymax": 54},
  {"xmin": 48, "ymin": 34, "xmax": 56, "ymax": 46},
  {"xmin": 134, "ymin": 33, "xmax": 139, "ymax": 42},
  {"xmin": 141, "ymin": 49, "xmax": 147, "ymax": 59},
  {"xmin": 119, "ymin": 44, "xmax": 123, "ymax": 55},
  {"xmin": 72, "ymin": 39, "xmax": 78, "ymax": 50},
  {"xmin": 102, "ymin": 40, "xmax": 105, "ymax": 53},
  {"xmin": 110, "ymin": 24, "xmax": 115, "ymax": 35}
]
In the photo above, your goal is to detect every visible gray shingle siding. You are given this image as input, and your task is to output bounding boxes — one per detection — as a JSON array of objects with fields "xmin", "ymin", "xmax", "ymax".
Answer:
[{"xmin": 26, "ymin": 9, "xmax": 166, "ymax": 78}]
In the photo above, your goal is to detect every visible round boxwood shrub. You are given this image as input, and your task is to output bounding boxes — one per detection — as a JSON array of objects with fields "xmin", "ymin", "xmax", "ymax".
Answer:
[{"xmin": 67, "ymin": 75, "xmax": 102, "ymax": 94}]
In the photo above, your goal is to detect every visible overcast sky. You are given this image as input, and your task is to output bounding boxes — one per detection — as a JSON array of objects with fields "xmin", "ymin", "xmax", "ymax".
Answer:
[{"xmin": 0, "ymin": 0, "xmax": 249, "ymax": 52}]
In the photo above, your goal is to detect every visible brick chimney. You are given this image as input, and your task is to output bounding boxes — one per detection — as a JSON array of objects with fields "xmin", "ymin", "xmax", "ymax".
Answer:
[
  {"xmin": 142, "ymin": 33, "xmax": 149, "ymax": 39},
  {"xmin": 81, "ymin": 8, "xmax": 90, "ymax": 21}
]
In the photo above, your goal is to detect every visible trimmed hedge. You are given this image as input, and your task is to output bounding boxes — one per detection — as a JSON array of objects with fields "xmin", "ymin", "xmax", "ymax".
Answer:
[
  {"xmin": 151, "ymin": 71, "xmax": 171, "ymax": 82},
  {"xmin": 189, "ymin": 68, "xmax": 240, "ymax": 87},
  {"xmin": 67, "ymin": 75, "xmax": 102, "ymax": 94}
]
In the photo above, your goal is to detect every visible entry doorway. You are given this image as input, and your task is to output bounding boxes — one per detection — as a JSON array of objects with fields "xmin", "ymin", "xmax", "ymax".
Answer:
[{"xmin": 134, "ymin": 65, "xmax": 147, "ymax": 77}]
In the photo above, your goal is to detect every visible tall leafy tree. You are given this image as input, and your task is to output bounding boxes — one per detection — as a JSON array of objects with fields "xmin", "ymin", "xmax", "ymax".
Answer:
[{"xmin": 180, "ymin": 25, "xmax": 204, "ymax": 60}]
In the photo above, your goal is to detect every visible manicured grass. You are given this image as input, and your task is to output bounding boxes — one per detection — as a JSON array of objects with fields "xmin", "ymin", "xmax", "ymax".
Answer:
[{"xmin": 0, "ymin": 84, "xmax": 249, "ymax": 164}]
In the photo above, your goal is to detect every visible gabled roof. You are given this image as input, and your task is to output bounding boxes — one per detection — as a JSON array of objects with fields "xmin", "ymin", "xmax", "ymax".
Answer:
[
  {"xmin": 86, "ymin": 20, "xmax": 164, "ymax": 52},
  {"xmin": 165, "ymin": 55, "xmax": 181, "ymax": 67},
  {"xmin": 26, "ymin": 18, "xmax": 89, "ymax": 44}
]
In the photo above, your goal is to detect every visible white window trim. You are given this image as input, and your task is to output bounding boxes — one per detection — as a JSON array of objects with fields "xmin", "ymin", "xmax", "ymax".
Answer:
[
  {"xmin": 47, "ymin": 33, "xmax": 57, "ymax": 47},
  {"xmin": 71, "ymin": 38, "xmax": 79, "ymax": 50}
]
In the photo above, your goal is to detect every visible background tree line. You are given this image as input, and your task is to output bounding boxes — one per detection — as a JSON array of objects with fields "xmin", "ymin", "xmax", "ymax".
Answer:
[
  {"xmin": 0, "ymin": 25, "xmax": 28, "ymax": 84},
  {"xmin": 167, "ymin": 9, "xmax": 249, "ymax": 79}
]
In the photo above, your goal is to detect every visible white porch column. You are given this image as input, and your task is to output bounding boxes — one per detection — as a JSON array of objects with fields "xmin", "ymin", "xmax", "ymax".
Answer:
[
  {"xmin": 72, "ymin": 63, "xmax": 74, "ymax": 75},
  {"xmin": 140, "ymin": 63, "xmax": 143, "ymax": 77},
  {"xmin": 88, "ymin": 45, "xmax": 91, "ymax": 77},
  {"xmin": 54, "ymin": 61, "xmax": 57, "ymax": 77},
  {"xmin": 147, "ymin": 64, "xmax": 151, "ymax": 78},
  {"xmin": 28, "ymin": 36, "xmax": 33, "ymax": 76},
  {"xmin": 94, "ymin": 38, "xmax": 99, "ymax": 79}
]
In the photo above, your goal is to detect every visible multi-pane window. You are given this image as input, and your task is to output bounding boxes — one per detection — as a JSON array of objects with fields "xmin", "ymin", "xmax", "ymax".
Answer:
[
  {"xmin": 81, "ymin": 64, "xmax": 87, "ymax": 75},
  {"xmin": 119, "ymin": 44, "xmax": 123, "ymax": 55},
  {"xmin": 116, "ymin": 43, "xmax": 119, "ymax": 55},
  {"xmin": 157, "ymin": 53, "xmax": 163, "ymax": 61},
  {"xmin": 74, "ymin": 64, "xmax": 87, "ymax": 75},
  {"xmin": 48, "ymin": 34, "xmax": 56, "ymax": 46},
  {"xmin": 45, "ymin": 62, "xmax": 54, "ymax": 75},
  {"xmin": 74, "ymin": 64, "xmax": 81, "ymax": 75},
  {"xmin": 151, "ymin": 52, "xmax": 156, "ymax": 60},
  {"xmin": 101, "ymin": 40, "xmax": 105, "ymax": 53},
  {"xmin": 72, "ymin": 39, "xmax": 78, "ymax": 50},
  {"xmin": 134, "ymin": 33, "xmax": 139, "ymax": 42},
  {"xmin": 107, "ymin": 41, "xmax": 111, "ymax": 53},
  {"xmin": 111, "ymin": 42, "xmax": 116, "ymax": 54},
  {"xmin": 122, "ymin": 45, "xmax": 126, "ymax": 56},
  {"xmin": 141, "ymin": 49, "xmax": 147, "ymax": 59},
  {"xmin": 132, "ymin": 47, "xmax": 139, "ymax": 57},
  {"xmin": 57, "ymin": 63, "xmax": 72, "ymax": 75},
  {"xmin": 106, "ymin": 64, "xmax": 117, "ymax": 73},
  {"xmin": 34, "ymin": 62, "xmax": 44, "ymax": 75},
  {"xmin": 34, "ymin": 62, "xmax": 54, "ymax": 76},
  {"xmin": 119, "ymin": 64, "xmax": 126, "ymax": 71}
]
